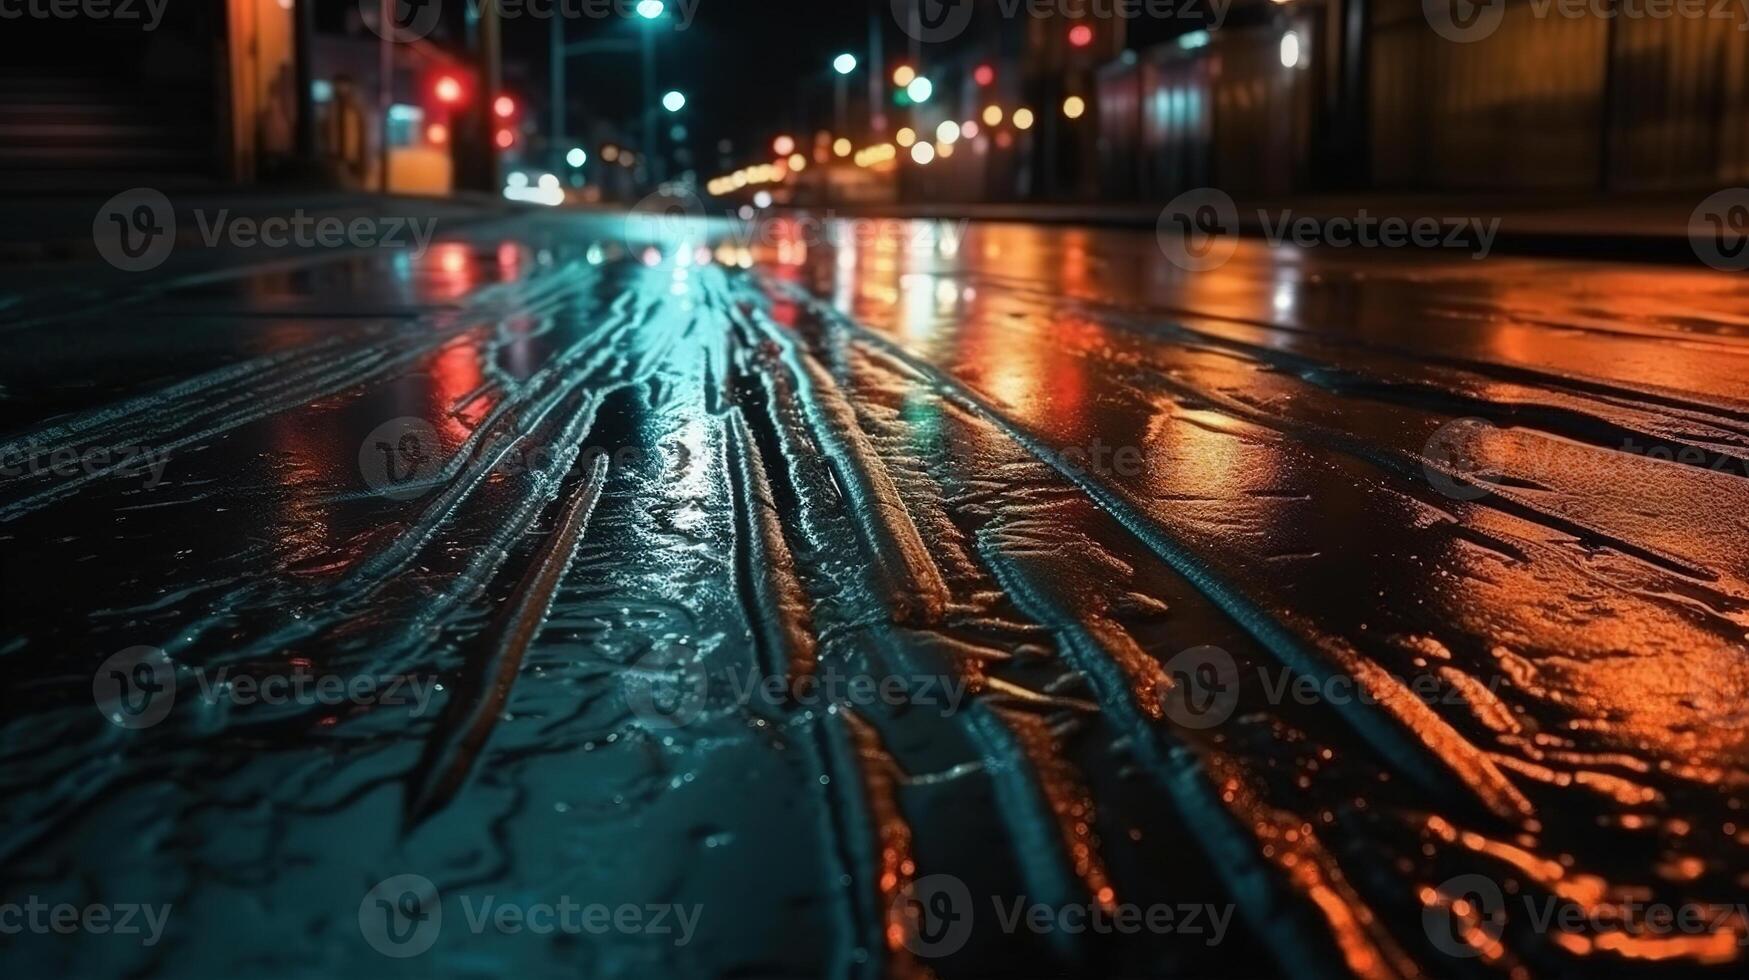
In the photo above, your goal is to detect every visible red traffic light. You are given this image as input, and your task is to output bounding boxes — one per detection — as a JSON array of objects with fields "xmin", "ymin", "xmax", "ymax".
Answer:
[
  {"xmin": 434, "ymin": 74, "xmax": 464, "ymax": 104},
  {"xmin": 495, "ymin": 128, "xmax": 515, "ymax": 149},
  {"xmin": 493, "ymin": 95, "xmax": 516, "ymax": 119},
  {"xmin": 974, "ymin": 64, "xmax": 995, "ymax": 86},
  {"xmin": 1068, "ymin": 24, "xmax": 1094, "ymax": 47}
]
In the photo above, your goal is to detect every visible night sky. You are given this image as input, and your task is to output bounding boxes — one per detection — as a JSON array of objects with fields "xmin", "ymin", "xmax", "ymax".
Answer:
[{"xmin": 503, "ymin": 0, "xmax": 883, "ymax": 166}]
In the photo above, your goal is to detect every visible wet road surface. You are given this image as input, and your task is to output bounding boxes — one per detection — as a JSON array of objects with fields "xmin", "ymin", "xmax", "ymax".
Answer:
[{"xmin": 3, "ymin": 208, "xmax": 1749, "ymax": 979}]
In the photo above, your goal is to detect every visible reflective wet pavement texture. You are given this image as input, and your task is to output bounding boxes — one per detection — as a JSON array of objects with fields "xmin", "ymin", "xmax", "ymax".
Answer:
[{"xmin": 3, "ymin": 210, "xmax": 1748, "ymax": 979}]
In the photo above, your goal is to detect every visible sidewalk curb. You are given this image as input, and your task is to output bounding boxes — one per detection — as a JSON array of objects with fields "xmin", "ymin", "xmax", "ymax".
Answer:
[{"xmin": 775, "ymin": 203, "xmax": 1706, "ymax": 267}]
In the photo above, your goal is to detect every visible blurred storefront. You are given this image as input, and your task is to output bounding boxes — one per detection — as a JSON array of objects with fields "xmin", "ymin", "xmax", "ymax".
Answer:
[
  {"xmin": 0, "ymin": 2, "xmax": 237, "ymax": 188},
  {"xmin": 1093, "ymin": 0, "xmax": 1749, "ymax": 198},
  {"xmin": 0, "ymin": 0, "xmax": 501, "ymax": 195},
  {"xmin": 1372, "ymin": 0, "xmax": 1749, "ymax": 191},
  {"xmin": 307, "ymin": 6, "xmax": 465, "ymax": 194}
]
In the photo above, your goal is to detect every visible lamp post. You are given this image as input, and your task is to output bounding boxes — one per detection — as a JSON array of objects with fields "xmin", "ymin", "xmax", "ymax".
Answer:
[
  {"xmin": 550, "ymin": 13, "xmax": 564, "ymax": 164},
  {"xmin": 832, "ymin": 53, "xmax": 857, "ymax": 143},
  {"xmin": 639, "ymin": 0, "xmax": 663, "ymax": 180},
  {"xmin": 552, "ymin": 2, "xmax": 669, "ymax": 183},
  {"xmin": 379, "ymin": 0, "xmax": 393, "ymax": 192}
]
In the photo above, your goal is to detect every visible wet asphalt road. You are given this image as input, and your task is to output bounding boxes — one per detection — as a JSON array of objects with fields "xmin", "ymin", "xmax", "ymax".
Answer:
[{"xmin": 2, "ymin": 205, "xmax": 1748, "ymax": 979}]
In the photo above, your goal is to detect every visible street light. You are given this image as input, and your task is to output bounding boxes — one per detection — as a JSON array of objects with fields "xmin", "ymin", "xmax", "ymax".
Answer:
[
  {"xmin": 1063, "ymin": 96, "xmax": 1086, "ymax": 120},
  {"xmin": 906, "ymin": 76, "xmax": 933, "ymax": 104},
  {"xmin": 663, "ymin": 90, "xmax": 686, "ymax": 112},
  {"xmin": 830, "ymin": 54, "xmax": 858, "ymax": 144},
  {"xmin": 1013, "ymin": 107, "xmax": 1035, "ymax": 130},
  {"xmin": 555, "ymin": 3, "xmax": 671, "ymax": 181},
  {"xmin": 1279, "ymin": 31, "xmax": 1302, "ymax": 68},
  {"xmin": 638, "ymin": 4, "xmax": 668, "ymax": 179}
]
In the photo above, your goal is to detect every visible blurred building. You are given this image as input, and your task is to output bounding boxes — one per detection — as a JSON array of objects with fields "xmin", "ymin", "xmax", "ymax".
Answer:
[
  {"xmin": 0, "ymin": 1, "xmax": 259, "ymax": 189},
  {"xmin": 307, "ymin": 3, "xmax": 474, "ymax": 194},
  {"xmin": 739, "ymin": 0, "xmax": 1749, "ymax": 209},
  {"xmin": 1093, "ymin": 0, "xmax": 1749, "ymax": 197},
  {"xmin": 0, "ymin": 0, "xmax": 515, "ymax": 195}
]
